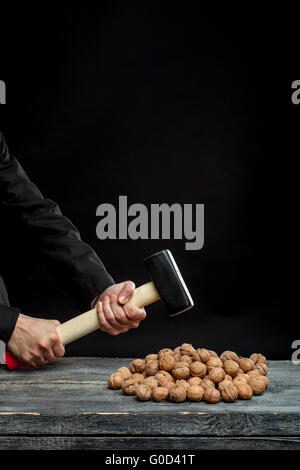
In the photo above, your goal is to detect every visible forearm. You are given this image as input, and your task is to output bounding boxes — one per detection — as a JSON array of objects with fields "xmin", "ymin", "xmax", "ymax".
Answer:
[
  {"xmin": 32, "ymin": 224, "xmax": 115, "ymax": 310},
  {"xmin": 0, "ymin": 133, "xmax": 114, "ymax": 310}
]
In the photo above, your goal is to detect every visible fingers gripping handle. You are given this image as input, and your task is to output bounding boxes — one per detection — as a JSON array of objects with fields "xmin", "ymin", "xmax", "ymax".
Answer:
[
  {"xmin": 56, "ymin": 282, "xmax": 159, "ymax": 344},
  {"xmin": 4, "ymin": 282, "xmax": 160, "ymax": 370}
]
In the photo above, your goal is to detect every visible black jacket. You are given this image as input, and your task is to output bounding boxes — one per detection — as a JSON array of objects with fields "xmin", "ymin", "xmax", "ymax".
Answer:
[{"xmin": 0, "ymin": 132, "xmax": 114, "ymax": 343}]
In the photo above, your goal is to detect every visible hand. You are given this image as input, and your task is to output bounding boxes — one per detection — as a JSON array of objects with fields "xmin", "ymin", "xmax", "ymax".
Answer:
[
  {"xmin": 95, "ymin": 281, "xmax": 146, "ymax": 336},
  {"xmin": 7, "ymin": 314, "xmax": 65, "ymax": 368}
]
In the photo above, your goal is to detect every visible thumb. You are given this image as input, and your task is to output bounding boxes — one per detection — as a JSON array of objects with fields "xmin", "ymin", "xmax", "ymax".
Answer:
[
  {"xmin": 118, "ymin": 280, "xmax": 135, "ymax": 304},
  {"xmin": 52, "ymin": 320, "xmax": 61, "ymax": 327}
]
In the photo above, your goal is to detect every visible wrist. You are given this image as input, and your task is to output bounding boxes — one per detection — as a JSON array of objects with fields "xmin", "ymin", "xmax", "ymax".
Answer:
[
  {"xmin": 15, "ymin": 313, "xmax": 28, "ymax": 327},
  {"xmin": 12, "ymin": 313, "xmax": 31, "ymax": 336}
]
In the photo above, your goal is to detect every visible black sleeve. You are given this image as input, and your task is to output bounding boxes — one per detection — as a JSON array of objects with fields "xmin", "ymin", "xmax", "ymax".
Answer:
[
  {"xmin": 0, "ymin": 275, "xmax": 20, "ymax": 343},
  {"xmin": 0, "ymin": 305, "xmax": 20, "ymax": 344},
  {"xmin": 0, "ymin": 132, "xmax": 115, "ymax": 325}
]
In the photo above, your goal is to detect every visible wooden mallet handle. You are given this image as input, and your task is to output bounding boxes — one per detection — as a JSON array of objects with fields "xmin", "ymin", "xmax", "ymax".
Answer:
[{"xmin": 4, "ymin": 282, "xmax": 160, "ymax": 370}]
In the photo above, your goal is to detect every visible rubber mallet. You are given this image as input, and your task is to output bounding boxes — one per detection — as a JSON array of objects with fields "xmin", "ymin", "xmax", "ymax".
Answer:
[{"xmin": 4, "ymin": 249, "xmax": 194, "ymax": 370}]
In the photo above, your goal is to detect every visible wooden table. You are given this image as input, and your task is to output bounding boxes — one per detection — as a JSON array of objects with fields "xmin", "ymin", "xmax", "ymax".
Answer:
[{"xmin": 0, "ymin": 358, "xmax": 299, "ymax": 450}]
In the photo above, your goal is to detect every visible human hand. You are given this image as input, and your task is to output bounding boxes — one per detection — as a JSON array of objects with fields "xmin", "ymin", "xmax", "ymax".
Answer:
[
  {"xmin": 94, "ymin": 281, "xmax": 146, "ymax": 336},
  {"xmin": 7, "ymin": 314, "xmax": 65, "ymax": 368}
]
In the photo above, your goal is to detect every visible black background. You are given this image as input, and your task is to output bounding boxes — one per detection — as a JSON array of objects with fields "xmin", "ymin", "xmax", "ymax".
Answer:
[{"xmin": 0, "ymin": 5, "xmax": 293, "ymax": 359}]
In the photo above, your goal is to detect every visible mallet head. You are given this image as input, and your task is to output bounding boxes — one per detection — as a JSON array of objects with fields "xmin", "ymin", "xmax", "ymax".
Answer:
[{"xmin": 144, "ymin": 249, "xmax": 194, "ymax": 316}]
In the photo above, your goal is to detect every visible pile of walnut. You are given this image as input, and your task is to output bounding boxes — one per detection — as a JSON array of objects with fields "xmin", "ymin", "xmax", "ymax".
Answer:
[{"xmin": 107, "ymin": 344, "xmax": 268, "ymax": 403}]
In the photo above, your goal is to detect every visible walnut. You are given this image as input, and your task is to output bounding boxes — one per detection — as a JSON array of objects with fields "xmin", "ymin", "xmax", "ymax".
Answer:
[
  {"xmin": 259, "ymin": 375, "xmax": 269, "ymax": 389},
  {"xmin": 180, "ymin": 355, "xmax": 193, "ymax": 365},
  {"xmin": 206, "ymin": 357, "xmax": 223, "ymax": 372},
  {"xmin": 190, "ymin": 361, "xmax": 207, "ymax": 378},
  {"xmin": 152, "ymin": 386, "xmax": 169, "ymax": 402},
  {"xmin": 117, "ymin": 367, "xmax": 131, "ymax": 380},
  {"xmin": 224, "ymin": 374, "xmax": 233, "ymax": 381},
  {"xmin": 108, "ymin": 372, "xmax": 124, "ymax": 389},
  {"xmin": 158, "ymin": 348, "xmax": 173, "ymax": 358},
  {"xmin": 233, "ymin": 374, "xmax": 248, "ymax": 388},
  {"xmin": 176, "ymin": 379, "xmax": 190, "ymax": 391},
  {"xmin": 173, "ymin": 346, "xmax": 181, "ymax": 355},
  {"xmin": 200, "ymin": 379, "xmax": 215, "ymax": 391},
  {"xmin": 221, "ymin": 382, "xmax": 239, "ymax": 402},
  {"xmin": 187, "ymin": 385, "xmax": 204, "ymax": 402},
  {"xmin": 236, "ymin": 382, "xmax": 253, "ymax": 400},
  {"xmin": 220, "ymin": 350, "xmax": 239, "ymax": 363},
  {"xmin": 191, "ymin": 350, "xmax": 200, "ymax": 361},
  {"xmin": 145, "ymin": 360, "xmax": 159, "ymax": 376},
  {"xmin": 154, "ymin": 374, "xmax": 169, "ymax": 387},
  {"xmin": 249, "ymin": 376, "xmax": 266, "ymax": 395},
  {"xmin": 209, "ymin": 367, "xmax": 225, "ymax": 384},
  {"xmin": 135, "ymin": 383, "xmax": 152, "ymax": 401},
  {"xmin": 131, "ymin": 373, "xmax": 144, "ymax": 383},
  {"xmin": 223, "ymin": 359, "xmax": 240, "ymax": 377},
  {"xmin": 258, "ymin": 354, "xmax": 267, "ymax": 364},
  {"xmin": 250, "ymin": 353, "xmax": 266, "ymax": 364},
  {"xmin": 187, "ymin": 376, "xmax": 202, "ymax": 386},
  {"xmin": 218, "ymin": 379, "xmax": 233, "ymax": 393},
  {"xmin": 164, "ymin": 381, "xmax": 177, "ymax": 393},
  {"xmin": 122, "ymin": 378, "xmax": 137, "ymax": 395},
  {"xmin": 161, "ymin": 370, "xmax": 175, "ymax": 380},
  {"xmin": 169, "ymin": 385, "xmax": 187, "ymax": 402},
  {"xmin": 247, "ymin": 369, "xmax": 261, "ymax": 379},
  {"xmin": 207, "ymin": 350, "xmax": 218, "ymax": 358},
  {"xmin": 129, "ymin": 359, "xmax": 145, "ymax": 374},
  {"xmin": 239, "ymin": 358, "xmax": 255, "ymax": 373},
  {"xmin": 155, "ymin": 371, "xmax": 174, "ymax": 386},
  {"xmin": 159, "ymin": 353, "xmax": 175, "ymax": 371},
  {"xmin": 145, "ymin": 354, "xmax": 158, "ymax": 363},
  {"xmin": 174, "ymin": 353, "xmax": 182, "ymax": 362},
  {"xmin": 172, "ymin": 362, "xmax": 190, "ymax": 380},
  {"xmin": 204, "ymin": 388, "xmax": 220, "ymax": 403},
  {"xmin": 179, "ymin": 343, "xmax": 195, "ymax": 357},
  {"xmin": 196, "ymin": 348, "xmax": 210, "ymax": 363},
  {"xmin": 143, "ymin": 377, "xmax": 158, "ymax": 390},
  {"xmin": 255, "ymin": 363, "xmax": 268, "ymax": 376}
]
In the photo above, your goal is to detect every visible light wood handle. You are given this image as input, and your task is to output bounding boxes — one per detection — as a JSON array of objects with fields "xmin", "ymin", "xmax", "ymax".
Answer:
[{"xmin": 56, "ymin": 281, "xmax": 160, "ymax": 345}]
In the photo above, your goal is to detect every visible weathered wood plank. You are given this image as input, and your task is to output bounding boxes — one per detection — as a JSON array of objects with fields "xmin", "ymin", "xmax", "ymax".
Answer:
[
  {"xmin": 0, "ymin": 410, "xmax": 299, "ymax": 437},
  {"xmin": 0, "ymin": 436, "xmax": 299, "ymax": 450},
  {"xmin": 0, "ymin": 359, "xmax": 299, "ymax": 438}
]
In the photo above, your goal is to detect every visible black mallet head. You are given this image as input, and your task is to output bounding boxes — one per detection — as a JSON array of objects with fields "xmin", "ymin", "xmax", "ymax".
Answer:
[{"xmin": 144, "ymin": 249, "xmax": 194, "ymax": 317}]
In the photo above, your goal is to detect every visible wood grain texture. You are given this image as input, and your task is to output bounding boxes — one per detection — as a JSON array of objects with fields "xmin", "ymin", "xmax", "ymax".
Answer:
[
  {"xmin": 0, "ymin": 436, "xmax": 299, "ymax": 450},
  {"xmin": 0, "ymin": 359, "xmax": 299, "ymax": 449}
]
